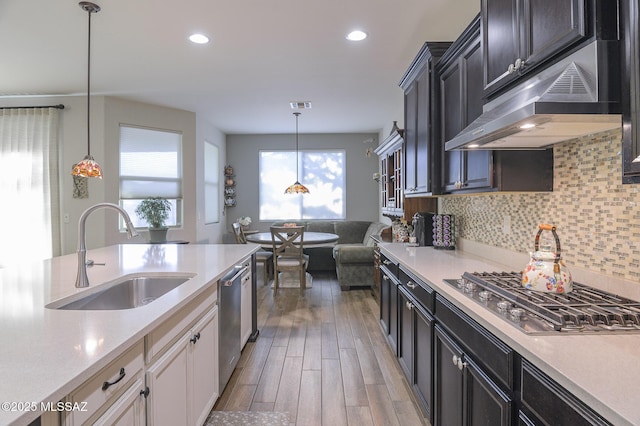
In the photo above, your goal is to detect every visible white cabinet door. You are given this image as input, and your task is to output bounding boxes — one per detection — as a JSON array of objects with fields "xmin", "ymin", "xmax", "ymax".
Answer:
[
  {"xmin": 241, "ymin": 270, "xmax": 252, "ymax": 347},
  {"xmin": 93, "ymin": 377, "xmax": 146, "ymax": 426},
  {"xmin": 190, "ymin": 306, "xmax": 219, "ymax": 426},
  {"xmin": 146, "ymin": 332, "xmax": 190, "ymax": 426}
]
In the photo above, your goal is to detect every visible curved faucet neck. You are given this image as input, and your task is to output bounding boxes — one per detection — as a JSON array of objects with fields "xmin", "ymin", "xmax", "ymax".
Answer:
[{"xmin": 76, "ymin": 203, "xmax": 139, "ymax": 288}]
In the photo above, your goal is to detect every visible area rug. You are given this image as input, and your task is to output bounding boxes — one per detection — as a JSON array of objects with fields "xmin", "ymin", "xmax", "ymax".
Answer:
[
  {"xmin": 270, "ymin": 271, "xmax": 313, "ymax": 289},
  {"xmin": 204, "ymin": 411, "xmax": 289, "ymax": 426}
]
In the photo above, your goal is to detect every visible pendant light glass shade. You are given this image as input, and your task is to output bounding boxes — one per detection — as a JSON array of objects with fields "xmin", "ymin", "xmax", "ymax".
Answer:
[
  {"xmin": 284, "ymin": 112, "xmax": 310, "ymax": 194},
  {"xmin": 72, "ymin": 2, "xmax": 103, "ymax": 179}
]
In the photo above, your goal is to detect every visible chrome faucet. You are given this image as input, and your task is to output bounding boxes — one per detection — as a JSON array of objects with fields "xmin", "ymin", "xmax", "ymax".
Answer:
[{"xmin": 76, "ymin": 203, "xmax": 139, "ymax": 288}]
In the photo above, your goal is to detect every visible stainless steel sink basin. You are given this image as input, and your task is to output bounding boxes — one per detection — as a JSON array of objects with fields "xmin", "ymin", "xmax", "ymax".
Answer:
[{"xmin": 47, "ymin": 275, "xmax": 193, "ymax": 310}]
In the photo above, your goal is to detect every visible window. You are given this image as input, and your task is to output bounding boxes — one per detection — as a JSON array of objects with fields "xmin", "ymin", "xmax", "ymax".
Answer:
[
  {"xmin": 119, "ymin": 125, "xmax": 182, "ymax": 228},
  {"xmin": 204, "ymin": 141, "xmax": 219, "ymax": 224},
  {"xmin": 259, "ymin": 150, "xmax": 345, "ymax": 220}
]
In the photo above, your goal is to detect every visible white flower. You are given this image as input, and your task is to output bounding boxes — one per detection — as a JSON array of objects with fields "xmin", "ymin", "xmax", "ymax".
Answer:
[{"xmin": 238, "ymin": 216, "xmax": 251, "ymax": 226}]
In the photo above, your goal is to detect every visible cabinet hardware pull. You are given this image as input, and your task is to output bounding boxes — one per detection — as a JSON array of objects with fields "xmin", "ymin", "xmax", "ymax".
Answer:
[
  {"xmin": 452, "ymin": 355, "xmax": 458, "ymax": 366},
  {"xmin": 406, "ymin": 281, "xmax": 417, "ymax": 289},
  {"xmin": 102, "ymin": 367, "xmax": 126, "ymax": 391},
  {"xmin": 457, "ymin": 358, "xmax": 468, "ymax": 371},
  {"xmin": 382, "ymin": 275, "xmax": 389, "ymax": 281},
  {"xmin": 139, "ymin": 387, "xmax": 150, "ymax": 398},
  {"xmin": 190, "ymin": 332, "xmax": 201, "ymax": 344},
  {"xmin": 383, "ymin": 260, "xmax": 391, "ymax": 265},
  {"xmin": 406, "ymin": 301, "xmax": 413, "ymax": 310}
]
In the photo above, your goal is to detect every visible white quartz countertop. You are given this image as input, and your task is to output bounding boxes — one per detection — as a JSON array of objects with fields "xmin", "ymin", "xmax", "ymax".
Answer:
[
  {"xmin": 379, "ymin": 243, "xmax": 640, "ymax": 426},
  {"xmin": 0, "ymin": 243, "xmax": 258, "ymax": 426}
]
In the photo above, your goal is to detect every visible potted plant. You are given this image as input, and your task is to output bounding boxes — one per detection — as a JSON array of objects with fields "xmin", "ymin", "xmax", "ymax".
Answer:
[
  {"xmin": 135, "ymin": 197, "xmax": 171, "ymax": 243},
  {"xmin": 237, "ymin": 216, "xmax": 252, "ymax": 231}
]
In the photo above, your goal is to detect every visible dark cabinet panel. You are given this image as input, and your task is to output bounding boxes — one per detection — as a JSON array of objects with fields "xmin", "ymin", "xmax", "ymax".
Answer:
[
  {"xmin": 398, "ymin": 288, "xmax": 413, "ymax": 379},
  {"xmin": 520, "ymin": 359, "xmax": 611, "ymax": 425},
  {"xmin": 413, "ymin": 304, "xmax": 434, "ymax": 420},
  {"xmin": 482, "ymin": 0, "xmax": 519, "ymax": 93},
  {"xmin": 434, "ymin": 326, "xmax": 464, "ymax": 426},
  {"xmin": 482, "ymin": 0, "xmax": 588, "ymax": 97},
  {"xmin": 466, "ymin": 357, "xmax": 513, "ymax": 426},
  {"xmin": 438, "ymin": 14, "xmax": 554, "ymax": 194},
  {"xmin": 400, "ymin": 42, "xmax": 451, "ymax": 197},
  {"xmin": 379, "ymin": 267, "xmax": 390, "ymax": 335},
  {"xmin": 622, "ymin": 0, "xmax": 640, "ymax": 183}
]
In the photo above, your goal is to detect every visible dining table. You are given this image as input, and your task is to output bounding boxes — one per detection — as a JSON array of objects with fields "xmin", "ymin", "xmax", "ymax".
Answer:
[
  {"xmin": 245, "ymin": 231, "xmax": 340, "ymax": 247},
  {"xmin": 245, "ymin": 231, "xmax": 339, "ymax": 289}
]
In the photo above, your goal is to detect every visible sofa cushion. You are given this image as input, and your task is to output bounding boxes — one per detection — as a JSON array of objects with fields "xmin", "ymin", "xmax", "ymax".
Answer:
[
  {"xmin": 363, "ymin": 222, "xmax": 390, "ymax": 246},
  {"xmin": 306, "ymin": 221, "xmax": 336, "ymax": 233},
  {"xmin": 332, "ymin": 245, "xmax": 374, "ymax": 264},
  {"xmin": 334, "ymin": 221, "xmax": 371, "ymax": 244}
]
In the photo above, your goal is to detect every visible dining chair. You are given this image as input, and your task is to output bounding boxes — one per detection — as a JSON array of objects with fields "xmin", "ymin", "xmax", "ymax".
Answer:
[
  {"xmin": 270, "ymin": 226, "xmax": 309, "ymax": 295},
  {"xmin": 232, "ymin": 222, "xmax": 273, "ymax": 286}
]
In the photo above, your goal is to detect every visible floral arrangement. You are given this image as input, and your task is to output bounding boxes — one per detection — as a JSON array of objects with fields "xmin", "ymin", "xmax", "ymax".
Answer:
[{"xmin": 237, "ymin": 216, "xmax": 252, "ymax": 227}]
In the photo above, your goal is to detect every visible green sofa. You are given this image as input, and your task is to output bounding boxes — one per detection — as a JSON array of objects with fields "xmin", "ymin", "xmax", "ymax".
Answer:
[{"xmin": 271, "ymin": 220, "xmax": 388, "ymax": 290}]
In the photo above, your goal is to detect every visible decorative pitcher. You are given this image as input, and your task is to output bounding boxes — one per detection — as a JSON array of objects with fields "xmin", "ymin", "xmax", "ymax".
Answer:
[{"xmin": 522, "ymin": 224, "xmax": 573, "ymax": 293}]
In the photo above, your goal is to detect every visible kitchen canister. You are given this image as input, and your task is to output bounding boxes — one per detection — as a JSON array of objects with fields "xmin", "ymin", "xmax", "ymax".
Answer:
[{"xmin": 432, "ymin": 214, "xmax": 455, "ymax": 250}]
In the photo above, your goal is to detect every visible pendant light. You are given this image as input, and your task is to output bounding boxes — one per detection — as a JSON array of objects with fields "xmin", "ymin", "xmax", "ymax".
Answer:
[
  {"xmin": 284, "ymin": 112, "xmax": 310, "ymax": 194},
  {"xmin": 71, "ymin": 2, "xmax": 103, "ymax": 179}
]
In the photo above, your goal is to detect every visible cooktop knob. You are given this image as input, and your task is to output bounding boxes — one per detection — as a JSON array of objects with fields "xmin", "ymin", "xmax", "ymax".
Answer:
[
  {"xmin": 497, "ymin": 300, "xmax": 510, "ymax": 313},
  {"xmin": 510, "ymin": 307, "xmax": 525, "ymax": 321}
]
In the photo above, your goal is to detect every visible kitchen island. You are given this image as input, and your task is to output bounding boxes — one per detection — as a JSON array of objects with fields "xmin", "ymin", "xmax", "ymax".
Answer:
[
  {"xmin": 378, "ymin": 242, "xmax": 640, "ymax": 426},
  {"xmin": 0, "ymin": 243, "xmax": 258, "ymax": 426}
]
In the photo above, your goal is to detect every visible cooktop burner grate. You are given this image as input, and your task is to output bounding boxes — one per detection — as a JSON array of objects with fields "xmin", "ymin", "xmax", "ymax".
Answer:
[{"xmin": 446, "ymin": 271, "xmax": 640, "ymax": 333}]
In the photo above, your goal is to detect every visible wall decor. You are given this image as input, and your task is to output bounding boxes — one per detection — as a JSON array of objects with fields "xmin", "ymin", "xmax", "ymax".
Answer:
[{"xmin": 224, "ymin": 164, "xmax": 236, "ymax": 207}]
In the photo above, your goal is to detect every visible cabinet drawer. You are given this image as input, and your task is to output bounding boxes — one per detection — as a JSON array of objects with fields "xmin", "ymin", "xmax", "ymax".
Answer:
[
  {"xmin": 380, "ymin": 253, "xmax": 399, "ymax": 279},
  {"xmin": 520, "ymin": 359, "xmax": 611, "ymax": 426},
  {"xmin": 65, "ymin": 339, "xmax": 144, "ymax": 425},
  {"xmin": 435, "ymin": 294, "xmax": 514, "ymax": 389},
  {"xmin": 146, "ymin": 284, "xmax": 217, "ymax": 362},
  {"xmin": 399, "ymin": 266, "xmax": 434, "ymax": 314}
]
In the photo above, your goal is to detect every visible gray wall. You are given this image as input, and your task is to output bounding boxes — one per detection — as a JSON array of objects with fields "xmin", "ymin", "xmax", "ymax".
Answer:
[{"xmin": 226, "ymin": 133, "xmax": 380, "ymax": 232}]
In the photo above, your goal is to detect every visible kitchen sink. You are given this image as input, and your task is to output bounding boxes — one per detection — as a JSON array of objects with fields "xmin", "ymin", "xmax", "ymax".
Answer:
[{"xmin": 47, "ymin": 274, "xmax": 194, "ymax": 310}]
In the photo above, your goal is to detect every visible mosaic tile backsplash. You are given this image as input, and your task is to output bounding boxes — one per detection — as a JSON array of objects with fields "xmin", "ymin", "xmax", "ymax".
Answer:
[{"xmin": 440, "ymin": 129, "xmax": 640, "ymax": 281}]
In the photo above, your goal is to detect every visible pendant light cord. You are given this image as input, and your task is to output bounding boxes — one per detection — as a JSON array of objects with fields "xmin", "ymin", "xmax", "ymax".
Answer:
[
  {"xmin": 86, "ymin": 5, "xmax": 92, "ymax": 157},
  {"xmin": 294, "ymin": 112, "xmax": 300, "ymax": 180}
]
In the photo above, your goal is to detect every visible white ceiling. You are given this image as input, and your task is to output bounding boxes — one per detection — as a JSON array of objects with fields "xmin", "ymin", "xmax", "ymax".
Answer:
[{"xmin": 0, "ymin": 0, "xmax": 479, "ymax": 135}]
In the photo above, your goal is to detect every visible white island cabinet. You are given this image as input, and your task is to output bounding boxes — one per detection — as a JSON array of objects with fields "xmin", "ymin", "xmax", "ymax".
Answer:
[
  {"xmin": 0, "ymin": 244, "xmax": 258, "ymax": 426},
  {"xmin": 146, "ymin": 285, "xmax": 219, "ymax": 426}
]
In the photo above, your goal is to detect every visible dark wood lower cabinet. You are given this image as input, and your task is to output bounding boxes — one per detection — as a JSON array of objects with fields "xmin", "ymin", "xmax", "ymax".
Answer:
[
  {"xmin": 520, "ymin": 359, "xmax": 611, "ymax": 426},
  {"xmin": 379, "ymin": 261, "xmax": 400, "ymax": 355},
  {"xmin": 380, "ymin": 255, "xmax": 614, "ymax": 426},
  {"xmin": 398, "ymin": 286, "xmax": 434, "ymax": 421},
  {"xmin": 434, "ymin": 325, "xmax": 512, "ymax": 426},
  {"xmin": 434, "ymin": 325, "xmax": 464, "ymax": 426}
]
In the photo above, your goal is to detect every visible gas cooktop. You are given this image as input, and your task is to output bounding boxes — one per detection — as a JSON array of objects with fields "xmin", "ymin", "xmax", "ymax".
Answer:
[{"xmin": 444, "ymin": 272, "xmax": 640, "ymax": 334}]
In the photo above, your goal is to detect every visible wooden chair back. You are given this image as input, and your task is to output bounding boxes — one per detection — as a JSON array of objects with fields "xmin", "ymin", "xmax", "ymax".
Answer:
[
  {"xmin": 232, "ymin": 222, "xmax": 247, "ymax": 244},
  {"xmin": 269, "ymin": 226, "xmax": 307, "ymax": 295}
]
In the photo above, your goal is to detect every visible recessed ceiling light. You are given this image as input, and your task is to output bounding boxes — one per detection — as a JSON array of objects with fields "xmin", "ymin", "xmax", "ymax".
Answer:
[
  {"xmin": 520, "ymin": 123, "xmax": 536, "ymax": 129},
  {"xmin": 468, "ymin": 144, "xmax": 480, "ymax": 148},
  {"xmin": 290, "ymin": 101, "xmax": 312, "ymax": 109},
  {"xmin": 346, "ymin": 30, "xmax": 367, "ymax": 41},
  {"xmin": 189, "ymin": 33, "xmax": 209, "ymax": 44}
]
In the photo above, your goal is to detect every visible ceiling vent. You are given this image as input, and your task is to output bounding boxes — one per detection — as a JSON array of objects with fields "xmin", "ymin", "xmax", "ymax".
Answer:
[{"xmin": 290, "ymin": 101, "xmax": 312, "ymax": 109}]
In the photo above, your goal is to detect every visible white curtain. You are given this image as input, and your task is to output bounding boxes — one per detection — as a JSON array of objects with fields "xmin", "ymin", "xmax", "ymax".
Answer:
[{"xmin": 0, "ymin": 108, "xmax": 60, "ymax": 268}]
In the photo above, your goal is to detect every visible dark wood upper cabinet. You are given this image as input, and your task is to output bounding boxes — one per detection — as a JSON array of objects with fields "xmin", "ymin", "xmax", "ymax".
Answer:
[
  {"xmin": 483, "ymin": 0, "xmax": 590, "ymax": 98},
  {"xmin": 400, "ymin": 42, "xmax": 451, "ymax": 197},
  {"xmin": 438, "ymin": 16, "xmax": 493, "ymax": 193},
  {"xmin": 622, "ymin": 0, "xmax": 640, "ymax": 183},
  {"xmin": 438, "ymin": 14, "xmax": 554, "ymax": 194}
]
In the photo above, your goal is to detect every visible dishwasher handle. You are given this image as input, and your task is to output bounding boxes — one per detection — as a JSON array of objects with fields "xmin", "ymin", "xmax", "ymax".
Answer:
[{"xmin": 221, "ymin": 266, "xmax": 248, "ymax": 286}]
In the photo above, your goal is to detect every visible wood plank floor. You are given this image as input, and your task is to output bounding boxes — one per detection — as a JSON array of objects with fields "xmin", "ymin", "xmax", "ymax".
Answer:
[{"xmin": 212, "ymin": 270, "xmax": 430, "ymax": 426}]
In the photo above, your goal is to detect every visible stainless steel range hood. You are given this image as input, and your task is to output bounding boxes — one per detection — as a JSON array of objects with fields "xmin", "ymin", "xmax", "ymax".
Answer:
[{"xmin": 445, "ymin": 40, "xmax": 621, "ymax": 151}]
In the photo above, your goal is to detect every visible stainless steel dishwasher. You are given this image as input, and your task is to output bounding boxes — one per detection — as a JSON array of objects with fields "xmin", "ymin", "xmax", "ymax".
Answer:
[{"xmin": 218, "ymin": 261, "xmax": 249, "ymax": 392}]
